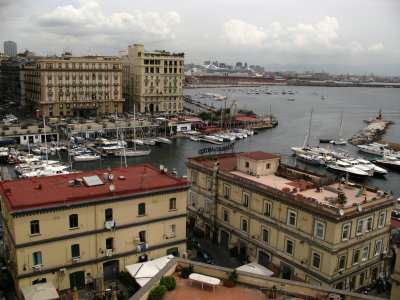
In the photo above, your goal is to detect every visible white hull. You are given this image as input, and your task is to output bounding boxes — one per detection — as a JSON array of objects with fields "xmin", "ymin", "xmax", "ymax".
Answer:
[
  {"xmin": 73, "ymin": 154, "xmax": 101, "ymax": 161},
  {"xmin": 114, "ymin": 149, "xmax": 151, "ymax": 157},
  {"xmin": 158, "ymin": 137, "xmax": 172, "ymax": 144}
]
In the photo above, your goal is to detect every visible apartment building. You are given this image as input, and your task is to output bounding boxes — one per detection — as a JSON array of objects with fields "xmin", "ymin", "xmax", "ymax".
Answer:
[
  {"xmin": 0, "ymin": 165, "xmax": 188, "ymax": 297},
  {"xmin": 24, "ymin": 55, "xmax": 124, "ymax": 118},
  {"xmin": 186, "ymin": 151, "xmax": 394, "ymax": 291},
  {"xmin": 123, "ymin": 44, "xmax": 184, "ymax": 114}
]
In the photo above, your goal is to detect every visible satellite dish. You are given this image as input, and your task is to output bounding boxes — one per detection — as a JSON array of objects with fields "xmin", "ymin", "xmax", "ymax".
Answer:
[
  {"xmin": 109, "ymin": 184, "xmax": 115, "ymax": 191},
  {"xmin": 160, "ymin": 164, "xmax": 164, "ymax": 170},
  {"xmin": 358, "ymin": 204, "xmax": 362, "ymax": 212},
  {"xmin": 339, "ymin": 209, "xmax": 344, "ymax": 216},
  {"xmin": 164, "ymin": 168, "xmax": 168, "ymax": 173},
  {"xmin": 108, "ymin": 173, "xmax": 114, "ymax": 180}
]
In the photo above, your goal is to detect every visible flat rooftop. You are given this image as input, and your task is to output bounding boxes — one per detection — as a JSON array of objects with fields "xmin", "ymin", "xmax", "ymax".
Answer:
[{"xmin": 0, "ymin": 164, "xmax": 187, "ymax": 213}]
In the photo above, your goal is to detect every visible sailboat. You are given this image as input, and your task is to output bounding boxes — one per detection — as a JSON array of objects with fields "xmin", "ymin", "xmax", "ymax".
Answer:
[
  {"xmin": 321, "ymin": 87, "xmax": 325, "ymax": 100},
  {"xmin": 158, "ymin": 114, "xmax": 172, "ymax": 144},
  {"xmin": 330, "ymin": 112, "xmax": 347, "ymax": 145},
  {"xmin": 290, "ymin": 109, "xmax": 314, "ymax": 155},
  {"xmin": 115, "ymin": 106, "xmax": 151, "ymax": 157}
]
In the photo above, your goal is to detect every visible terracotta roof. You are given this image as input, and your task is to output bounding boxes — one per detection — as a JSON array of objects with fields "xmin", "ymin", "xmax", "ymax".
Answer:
[
  {"xmin": 0, "ymin": 165, "xmax": 187, "ymax": 213},
  {"xmin": 237, "ymin": 151, "xmax": 281, "ymax": 160},
  {"xmin": 391, "ymin": 217, "xmax": 400, "ymax": 229}
]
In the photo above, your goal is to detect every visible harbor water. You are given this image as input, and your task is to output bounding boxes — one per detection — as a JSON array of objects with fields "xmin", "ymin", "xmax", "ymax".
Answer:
[{"xmin": 53, "ymin": 86, "xmax": 400, "ymax": 198}]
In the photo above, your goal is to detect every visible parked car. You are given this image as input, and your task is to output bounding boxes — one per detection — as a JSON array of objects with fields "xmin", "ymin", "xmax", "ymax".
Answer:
[{"xmin": 196, "ymin": 249, "xmax": 215, "ymax": 264}]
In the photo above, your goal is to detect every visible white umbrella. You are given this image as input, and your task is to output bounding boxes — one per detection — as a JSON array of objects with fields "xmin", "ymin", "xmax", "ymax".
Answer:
[{"xmin": 21, "ymin": 281, "xmax": 59, "ymax": 300}]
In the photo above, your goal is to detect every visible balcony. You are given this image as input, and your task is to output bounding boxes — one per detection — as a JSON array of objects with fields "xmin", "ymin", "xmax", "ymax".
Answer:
[{"xmin": 136, "ymin": 243, "xmax": 149, "ymax": 253}]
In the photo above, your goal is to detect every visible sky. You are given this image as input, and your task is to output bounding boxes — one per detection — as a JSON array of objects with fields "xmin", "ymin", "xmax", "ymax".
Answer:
[{"xmin": 1, "ymin": 0, "xmax": 399, "ymax": 75}]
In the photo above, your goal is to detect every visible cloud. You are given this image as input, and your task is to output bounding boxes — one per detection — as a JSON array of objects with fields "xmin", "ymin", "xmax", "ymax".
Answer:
[
  {"xmin": 37, "ymin": 1, "xmax": 181, "ymax": 42},
  {"xmin": 368, "ymin": 43, "xmax": 384, "ymax": 53},
  {"xmin": 221, "ymin": 16, "xmax": 383, "ymax": 57}
]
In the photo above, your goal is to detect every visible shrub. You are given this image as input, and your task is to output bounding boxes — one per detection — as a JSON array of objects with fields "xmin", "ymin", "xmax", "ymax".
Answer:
[
  {"xmin": 228, "ymin": 269, "xmax": 238, "ymax": 284},
  {"xmin": 160, "ymin": 276, "xmax": 176, "ymax": 291},
  {"xmin": 21, "ymin": 124, "xmax": 28, "ymax": 129},
  {"xmin": 2, "ymin": 125, "xmax": 9, "ymax": 130},
  {"xmin": 181, "ymin": 265, "xmax": 193, "ymax": 279},
  {"xmin": 37, "ymin": 129, "xmax": 42, "ymax": 133},
  {"xmin": 38, "ymin": 123, "xmax": 44, "ymax": 128},
  {"xmin": 149, "ymin": 285, "xmax": 167, "ymax": 300},
  {"xmin": 102, "ymin": 123, "xmax": 107, "ymax": 128},
  {"xmin": 87, "ymin": 125, "xmax": 92, "ymax": 129}
]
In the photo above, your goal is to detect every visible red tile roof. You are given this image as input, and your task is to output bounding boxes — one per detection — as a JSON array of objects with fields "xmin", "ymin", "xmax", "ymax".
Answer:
[
  {"xmin": 237, "ymin": 151, "xmax": 281, "ymax": 160},
  {"xmin": 0, "ymin": 165, "xmax": 187, "ymax": 213},
  {"xmin": 391, "ymin": 217, "xmax": 400, "ymax": 229}
]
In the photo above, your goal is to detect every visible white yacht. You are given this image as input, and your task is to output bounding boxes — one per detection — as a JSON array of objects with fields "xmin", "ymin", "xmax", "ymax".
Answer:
[
  {"xmin": 204, "ymin": 135, "xmax": 223, "ymax": 142},
  {"xmin": 73, "ymin": 153, "xmax": 101, "ymax": 162},
  {"xmin": 326, "ymin": 160, "xmax": 370, "ymax": 178},
  {"xmin": 114, "ymin": 148, "xmax": 151, "ymax": 157},
  {"xmin": 374, "ymin": 156, "xmax": 400, "ymax": 171},
  {"xmin": 158, "ymin": 137, "xmax": 172, "ymax": 144},
  {"xmin": 341, "ymin": 159, "xmax": 374, "ymax": 176},
  {"xmin": 357, "ymin": 142, "xmax": 387, "ymax": 156},
  {"xmin": 355, "ymin": 158, "xmax": 387, "ymax": 176}
]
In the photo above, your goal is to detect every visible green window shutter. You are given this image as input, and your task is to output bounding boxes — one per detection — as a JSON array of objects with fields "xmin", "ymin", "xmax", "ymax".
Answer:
[
  {"xmin": 138, "ymin": 203, "xmax": 145, "ymax": 216},
  {"xmin": 71, "ymin": 244, "xmax": 80, "ymax": 258}
]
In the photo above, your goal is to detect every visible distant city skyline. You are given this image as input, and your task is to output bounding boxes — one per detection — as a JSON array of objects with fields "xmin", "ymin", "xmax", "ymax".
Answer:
[{"xmin": 1, "ymin": 0, "xmax": 399, "ymax": 75}]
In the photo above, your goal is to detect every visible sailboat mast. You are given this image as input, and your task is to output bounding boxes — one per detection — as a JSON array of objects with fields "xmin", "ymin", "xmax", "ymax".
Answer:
[
  {"xmin": 134, "ymin": 105, "xmax": 137, "ymax": 152},
  {"xmin": 44, "ymin": 117, "xmax": 48, "ymax": 161},
  {"xmin": 307, "ymin": 108, "xmax": 313, "ymax": 148},
  {"xmin": 339, "ymin": 111, "xmax": 343, "ymax": 140}
]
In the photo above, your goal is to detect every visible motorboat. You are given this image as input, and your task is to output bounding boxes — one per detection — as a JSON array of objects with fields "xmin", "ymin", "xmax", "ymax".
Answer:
[
  {"xmin": 357, "ymin": 142, "xmax": 387, "ymax": 156},
  {"xmin": 341, "ymin": 159, "xmax": 374, "ymax": 176},
  {"xmin": 354, "ymin": 158, "xmax": 387, "ymax": 176},
  {"xmin": 373, "ymin": 156, "xmax": 400, "ymax": 171},
  {"xmin": 132, "ymin": 139, "xmax": 144, "ymax": 145},
  {"xmin": 326, "ymin": 160, "xmax": 370, "ymax": 178},
  {"xmin": 142, "ymin": 138, "xmax": 157, "ymax": 146},
  {"xmin": 204, "ymin": 135, "xmax": 223, "ymax": 142},
  {"xmin": 295, "ymin": 152, "xmax": 329, "ymax": 165}
]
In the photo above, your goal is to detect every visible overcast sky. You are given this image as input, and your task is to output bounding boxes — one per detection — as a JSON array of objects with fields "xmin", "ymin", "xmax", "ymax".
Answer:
[{"xmin": 1, "ymin": 0, "xmax": 399, "ymax": 74}]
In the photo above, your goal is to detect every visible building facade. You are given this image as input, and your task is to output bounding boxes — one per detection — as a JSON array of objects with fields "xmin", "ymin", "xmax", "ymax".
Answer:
[
  {"xmin": 123, "ymin": 44, "xmax": 184, "ymax": 114},
  {"xmin": 0, "ymin": 57, "xmax": 28, "ymax": 106},
  {"xmin": 186, "ymin": 151, "xmax": 394, "ymax": 291},
  {"xmin": 24, "ymin": 55, "xmax": 124, "ymax": 118},
  {"xmin": 0, "ymin": 165, "xmax": 188, "ymax": 297},
  {"xmin": 4, "ymin": 41, "xmax": 17, "ymax": 57}
]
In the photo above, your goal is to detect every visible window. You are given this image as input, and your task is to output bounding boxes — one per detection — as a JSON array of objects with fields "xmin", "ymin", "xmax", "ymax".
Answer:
[
  {"xmin": 224, "ymin": 185, "xmax": 230, "ymax": 198},
  {"xmin": 314, "ymin": 220, "xmax": 326, "ymax": 240},
  {"xmin": 223, "ymin": 209, "xmax": 229, "ymax": 223},
  {"xmin": 138, "ymin": 203, "xmax": 146, "ymax": 216},
  {"xmin": 245, "ymin": 161, "xmax": 249, "ymax": 168},
  {"xmin": 286, "ymin": 240, "xmax": 294, "ymax": 255},
  {"xmin": 190, "ymin": 193, "xmax": 197, "ymax": 207},
  {"xmin": 312, "ymin": 253, "xmax": 321, "ymax": 269},
  {"xmin": 287, "ymin": 209, "xmax": 297, "ymax": 228},
  {"xmin": 139, "ymin": 231, "xmax": 146, "ymax": 243},
  {"xmin": 191, "ymin": 171, "xmax": 197, "ymax": 184},
  {"xmin": 105, "ymin": 208, "xmax": 113, "ymax": 221},
  {"xmin": 169, "ymin": 198, "xmax": 176, "ymax": 210},
  {"xmin": 106, "ymin": 237, "xmax": 114, "ymax": 250},
  {"xmin": 262, "ymin": 229, "xmax": 269, "ymax": 243},
  {"xmin": 207, "ymin": 178, "xmax": 212, "ymax": 191},
  {"xmin": 353, "ymin": 250, "xmax": 360, "ymax": 265},
  {"xmin": 169, "ymin": 225, "xmax": 176, "ymax": 237},
  {"xmin": 338, "ymin": 255, "xmax": 346, "ymax": 270},
  {"xmin": 243, "ymin": 193, "xmax": 249, "ymax": 207},
  {"xmin": 206, "ymin": 202, "xmax": 212, "ymax": 215},
  {"xmin": 30, "ymin": 220, "xmax": 40, "ymax": 235},
  {"xmin": 71, "ymin": 244, "xmax": 80, "ymax": 258},
  {"xmin": 264, "ymin": 201, "xmax": 272, "ymax": 217},
  {"xmin": 362, "ymin": 245, "xmax": 370, "ymax": 262},
  {"xmin": 374, "ymin": 239, "xmax": 383, "ymax": 256},
  {"xmin": 356, "ymin": 219, "xmax": 364, "ymax": 235},
  {"xmin": 242, "ymin": 219, "xmax": 248, "ymax": 232},
  {"xmin": 359, "ymin": 272, "xmax": 365, "ymax": 286},
  {"xmin": 266, "ymin": 163, "xmax": 271, "ymax": 169},
  {"xmin": 69, "ymin": 214, "xmax": 78, "ymax": 228},
  {"xmin": 366, "ymin": 215, "xmax": 374, "ymax": 232},
  {"xmin": 342, "ymin": 223, "xmax": 351, "ymax": 241},
  {"xmin": 33, "ymin": 251, "xmax": 42, "ymax": 266},
  {"xmin": 378, "ymin": 211, "xmax": 386, "ymax": 228}
]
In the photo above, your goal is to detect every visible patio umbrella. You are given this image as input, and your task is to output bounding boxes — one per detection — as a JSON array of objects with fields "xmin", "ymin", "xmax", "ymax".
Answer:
[{"xmin": 21, "ymin": 281, "xmax": 59, "ymax": 300}]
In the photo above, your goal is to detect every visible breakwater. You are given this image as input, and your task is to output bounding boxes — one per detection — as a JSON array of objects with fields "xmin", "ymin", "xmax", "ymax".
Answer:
[{"xmin": 348, "ymin": 118, "xmax": 394, "ymax": 145}]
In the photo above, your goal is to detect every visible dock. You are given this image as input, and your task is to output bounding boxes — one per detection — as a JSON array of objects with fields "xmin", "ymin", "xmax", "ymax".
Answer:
[{"xmin": 1, "ymin": 166, "xmax": 11, "ymax": 180}]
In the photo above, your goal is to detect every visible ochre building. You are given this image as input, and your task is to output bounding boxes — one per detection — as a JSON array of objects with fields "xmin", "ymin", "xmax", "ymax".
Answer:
[
  {"xmin": 123, "ymin": 44, "xmax": 184, "ymax": 114},
  {"xmin": 0, "ymin": 165, "xmax": 188, "ymax": 297},
  {"xmin": 24, "ymin": 55, "xmax": 124, "ymax": 118},
  {"xmin": 186, "ymin": 151, "xmax": 394, "ymax": 291}
]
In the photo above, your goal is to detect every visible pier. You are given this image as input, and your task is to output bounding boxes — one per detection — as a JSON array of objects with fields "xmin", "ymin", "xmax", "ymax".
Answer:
[{"xmin": 348, "ymin": 118, "xmax": 393, "ymax": 145}]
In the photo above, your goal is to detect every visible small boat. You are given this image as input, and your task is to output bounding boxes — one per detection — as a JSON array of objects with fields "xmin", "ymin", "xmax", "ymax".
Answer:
[
  {"xmin": 373, "ymin": 156, "xmax": 400, "ymax": 171},
  {"xmin": 114, "ymin": 148, "xmax": 151, "ymax": 157},
  {"xmin": 132, "ymin": 139, "xmax": 144, "ymax": 145},
  {"xmin": 190, "ymin": 136, "xmax": 200, "ymax": 142},
  {"xmin": 330, "ymin": 112, "xmax": 346, "ymax": 145},
  {"xmin": 142, "ymin": 138, "xmax": 157, "ymax": 146},
  {"xmin": 158, "ymin": 137, "xmax": 172, "ymax": 144},
  {"xmin": 204, "ymin": 135, "xmax": 223, "ymax": 142},
  {"xmin": 288, "ymin": 98, "xmax": 295, "ymax": 101},
  {"xmin": 73, "ymin": 153, "xmax": 101, "ymax": 162}
]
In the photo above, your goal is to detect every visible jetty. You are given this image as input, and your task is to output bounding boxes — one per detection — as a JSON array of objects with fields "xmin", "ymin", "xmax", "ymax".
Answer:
[{"xmin": 348, "ymin": 118, "xmax": 393, "ymax": 145}]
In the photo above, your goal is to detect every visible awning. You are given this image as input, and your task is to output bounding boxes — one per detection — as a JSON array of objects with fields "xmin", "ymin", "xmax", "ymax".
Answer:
[
  {"xmin": 125, "ymin": 255, "xmax": 174, "ymax": 287},
  {"xmin": 21, "ymin": 281, "xmax": 59, "ymax": 300},
  {"xmin": 237, "ymin": 262, "xmax": 274, "ymax": 277}
]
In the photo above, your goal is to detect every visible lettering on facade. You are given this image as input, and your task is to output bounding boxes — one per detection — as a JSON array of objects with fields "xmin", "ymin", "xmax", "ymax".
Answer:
[{"xmin": 198, "ymin": 143, "xmax": 234, "ymax": 155}]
